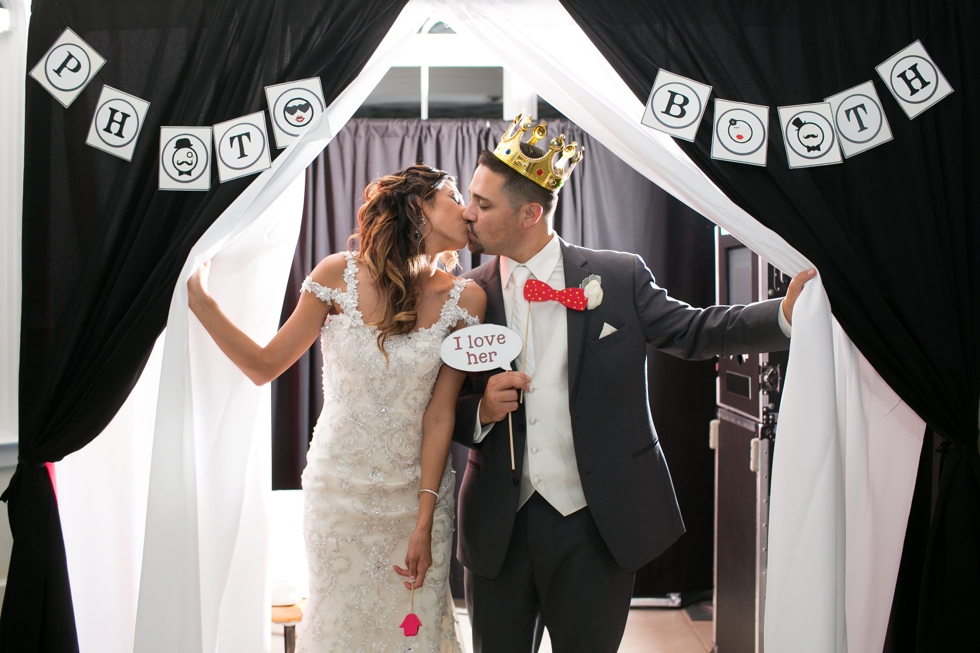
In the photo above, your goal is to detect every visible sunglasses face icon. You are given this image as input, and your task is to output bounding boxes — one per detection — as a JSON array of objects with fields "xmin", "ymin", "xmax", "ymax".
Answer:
[{"xmin": 283, "ymin": 98, "xmax": 313, "ymax": 127}]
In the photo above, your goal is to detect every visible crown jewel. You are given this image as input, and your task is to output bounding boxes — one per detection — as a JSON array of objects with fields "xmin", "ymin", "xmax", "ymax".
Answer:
[{"xmin": 493, "ymin": 113, "xmax": 584, "ymax": 191}]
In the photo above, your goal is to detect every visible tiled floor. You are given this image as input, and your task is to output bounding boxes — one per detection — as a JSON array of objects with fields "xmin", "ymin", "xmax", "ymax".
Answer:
[{"xmin": 272, "ymin": 606, "xmax": 713, "ymax": 653}]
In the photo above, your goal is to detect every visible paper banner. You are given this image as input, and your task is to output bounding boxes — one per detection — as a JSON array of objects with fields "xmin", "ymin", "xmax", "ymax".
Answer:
[
  {"xmin": 825, "ymin": 81, "xmax": 893, "ymax": 158},
  {"xmin": 641, "ymin": 69, "xmax": 712, "ymax": 142},
  {"xmin": 159, "ymin": 127, "xmax": 212, "ymax": 191},
  {"xmin": 213, "ymin": 112, "xmax": 272, "ymax": 183},
  {"xmin": 777, "ymin": 102, "xmax": 842, "ymax": 169},
  {"xmin": 85, "ymin": 86, "xmax": 150, "ymax": 162},
  {"xmin": 876, "ymin": 40, "xmax": 953, "ymax": 119},
  {"xmin": 265, "ymin": 78, "xmax": 326, "ymax": 149},
  {"xmin": 29, "ymin": 28, "xmax": 105, "ymax": 108},
  {"xmin": 711, "ymin": 99, "xmax": 769, "ymax": 166}
]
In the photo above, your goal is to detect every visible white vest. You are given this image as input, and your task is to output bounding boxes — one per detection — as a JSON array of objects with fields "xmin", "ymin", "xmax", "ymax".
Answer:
[{"xmin": 495, "ymin": 235, "xmax": 587, "ymax": 516}]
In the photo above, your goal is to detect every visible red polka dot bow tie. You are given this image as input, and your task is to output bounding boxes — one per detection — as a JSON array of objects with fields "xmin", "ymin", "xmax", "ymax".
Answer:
[{"xmin": 523, "ymin": 278, "xmax": 587, "ymax": 311}]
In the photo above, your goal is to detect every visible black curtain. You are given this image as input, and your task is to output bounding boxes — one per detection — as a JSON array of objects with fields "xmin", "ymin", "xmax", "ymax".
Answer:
[
  {"xmin": 6, "ymin": 1, "xmax": 408, "ymax": 651},
  {"xmin": 271, "ymin": 117, "xmax": 717, "ymax": 598},
  {"xmin": 559, "ymin": 0, "xmax": 979, "ymax": 649}
]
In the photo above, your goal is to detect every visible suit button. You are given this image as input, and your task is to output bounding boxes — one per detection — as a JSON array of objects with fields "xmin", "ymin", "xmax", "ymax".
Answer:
[
  {"xmin": 533, "ymin": 476, "xmax": 541, "ymax": 484},
  {"xmin": 531, "ymin": 446, "xmax": 539, "ymax": 454},
  {"xmin": 512, "ymin": 478, "xmax": 519, "ymax": 486},
  {"xmin": 529, "ymin": 417, "xmax": 538, "ymax": 425}
]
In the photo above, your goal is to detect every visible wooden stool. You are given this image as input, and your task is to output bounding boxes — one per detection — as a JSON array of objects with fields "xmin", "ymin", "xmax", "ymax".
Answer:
[{"xmin": 272, "ymin": 599, "xmax": 305, "ymax": 653}]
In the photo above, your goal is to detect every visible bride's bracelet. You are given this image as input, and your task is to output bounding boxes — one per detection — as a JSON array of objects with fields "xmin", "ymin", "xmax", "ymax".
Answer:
[{"xmin": 418, "ymin": 488, "xmax": 439, "ymax": 503}]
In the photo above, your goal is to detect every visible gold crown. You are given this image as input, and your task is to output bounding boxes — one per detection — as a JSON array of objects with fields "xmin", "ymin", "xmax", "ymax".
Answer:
[{"xmin": 493, "ymin": 113, "xmax": 584, "ymax": 191}]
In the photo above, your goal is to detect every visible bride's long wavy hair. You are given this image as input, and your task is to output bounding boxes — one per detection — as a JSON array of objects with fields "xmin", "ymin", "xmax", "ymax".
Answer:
[{"xmin": 348, "ymin": 165, "xmax": 459, "ymax": 356}]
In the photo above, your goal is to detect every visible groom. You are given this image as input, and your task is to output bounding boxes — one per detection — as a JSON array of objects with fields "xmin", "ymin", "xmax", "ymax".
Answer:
[{"xmin": 452, "ymin": 115, "xmax": 813, "ymax": 652}]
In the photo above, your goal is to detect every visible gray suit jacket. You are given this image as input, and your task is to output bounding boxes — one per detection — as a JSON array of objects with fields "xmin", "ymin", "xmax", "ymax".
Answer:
[{"xmin": 453, "ymin": 240, "xmax": 788, "ymax": 577}]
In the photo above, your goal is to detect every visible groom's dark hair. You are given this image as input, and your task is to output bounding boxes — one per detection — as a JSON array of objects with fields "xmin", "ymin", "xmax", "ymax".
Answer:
[{"xmin": 478, "ymin": 144, "xmax": 558, "ymax": 218}]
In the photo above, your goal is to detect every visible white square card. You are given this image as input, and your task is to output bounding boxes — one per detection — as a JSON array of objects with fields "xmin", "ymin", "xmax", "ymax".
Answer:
[
  {"xmin": 777, "ymin": 102, "xmax": 842, "ymax": 169},
  {"xmin": 265, "ymin": 78, "xmax": 326, "ymax": 149},
  {"xmin": 710, "ymin": 99, "xmax": 770, "ymax": 167},
  {"xmin": 85, "ymin": 86, "xmax": 150, "ymax": 162},
  {"xmin": 641, "ymin": 69, "xmax": 712, "ymax": 142},
  {"xmin": 876, "ymin": 40, "xmax": 953, "ymax": 119},
  {"xmin": 159, "ymin": 127, "xmax": 212, "ymax": 191},
  {"xmin": 825, "ymin": 81, "xmax": 893, "ymax": 158},
  {"xmin": 29, "ymin": 28, "xmax": 105, "ymax": 108},
  {"xmin": 213, "ymin": 112, "xmax": 272, "ymax": 183}
]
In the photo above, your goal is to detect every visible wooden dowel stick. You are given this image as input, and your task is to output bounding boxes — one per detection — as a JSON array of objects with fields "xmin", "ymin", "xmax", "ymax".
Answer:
[{"xmin": 508, "ymin": 412, "xmax": 515, "ymax": 471}]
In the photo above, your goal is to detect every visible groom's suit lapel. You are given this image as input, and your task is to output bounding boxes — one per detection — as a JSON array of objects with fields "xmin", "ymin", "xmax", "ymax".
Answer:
[
  {"xmin": 481, "ymin": 257, "xmax": 506, "ymax": 327},
  {"xmin": 562, "ymin": 241, "xmax": 591, "ymax": 404}
]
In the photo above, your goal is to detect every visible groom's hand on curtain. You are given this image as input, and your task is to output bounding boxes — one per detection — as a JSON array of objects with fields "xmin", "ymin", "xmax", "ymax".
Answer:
[
  {"xmin": 782, "ymin": 269, "xmax": 817, "ymax": 326},
  {"xmin": 478, "ymin": 372, "xmax": 531, "ymax": 425}
]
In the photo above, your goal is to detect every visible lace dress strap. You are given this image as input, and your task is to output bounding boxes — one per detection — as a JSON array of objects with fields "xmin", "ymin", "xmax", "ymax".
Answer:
[
  {"xmin": 438, "ymin": 278, "xmax": 481, "ymax": 330},
  {"xmin": 301, "ymin": 277, "xmax": 339, "ymax": 305},
  {"xmin": 336, "ymin": 251, "xmax": 363, "ymax": 323}
]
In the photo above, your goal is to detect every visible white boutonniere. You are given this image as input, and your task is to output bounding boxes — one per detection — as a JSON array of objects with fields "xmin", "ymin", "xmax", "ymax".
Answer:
[{"xmin": 581, "ymin": 275, "xmax": 602, "ymax": 309}]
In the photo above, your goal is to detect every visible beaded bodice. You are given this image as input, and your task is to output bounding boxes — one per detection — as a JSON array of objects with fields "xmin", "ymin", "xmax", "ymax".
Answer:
[{"xmin": 302, "ymin": 252, "xmax": 478, "ymax": 470}]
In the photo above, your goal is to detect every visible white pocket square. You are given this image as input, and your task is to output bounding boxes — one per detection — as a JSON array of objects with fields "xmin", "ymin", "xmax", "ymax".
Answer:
[{"xmin": 599, "ymin": 322, "xmax": 618, "ymax": 339}]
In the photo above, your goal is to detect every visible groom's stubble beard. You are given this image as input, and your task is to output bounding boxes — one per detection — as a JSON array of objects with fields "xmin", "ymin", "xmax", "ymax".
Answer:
[
  {"xmin": 466, "ymin": 210, "xmax": 524, "ymax": 259},
  {"xmin": 465, "ymin": 227, "xmax": 484, "ymax": 255}
]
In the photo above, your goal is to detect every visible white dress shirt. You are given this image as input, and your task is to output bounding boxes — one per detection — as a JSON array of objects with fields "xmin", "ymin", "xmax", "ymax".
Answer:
[{"xmin": 475, "ymin": 234, "xmax": 588, "ymax": 515}]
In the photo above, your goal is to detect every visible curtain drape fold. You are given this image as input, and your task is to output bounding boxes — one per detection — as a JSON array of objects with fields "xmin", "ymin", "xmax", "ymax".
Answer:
[
  {"xmin": 5, "ymin": 1, "xmax": 409, "ymax": 650},
  {"xmin": 557, "ymin": 0, "xmax": 978, "ymax": 650}
]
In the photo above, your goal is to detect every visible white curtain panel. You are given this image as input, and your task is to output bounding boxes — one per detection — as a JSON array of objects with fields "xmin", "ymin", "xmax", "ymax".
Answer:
[
  {"xmin": 0, "ymin": 0, "xmax": 30, "ymax": 449},
  {"xmin": 130, "ymin": 5, "xmax": 432, "ymax": 653},
  {"xmin": 431, "ymin": 2, "xmax": 925, "ymax": 652},
  {"xmin": 56, "ymin": 334, "xmax": 164, "ymax": 653}
]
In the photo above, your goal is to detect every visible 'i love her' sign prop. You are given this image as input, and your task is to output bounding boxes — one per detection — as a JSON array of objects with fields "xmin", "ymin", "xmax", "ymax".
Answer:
[{"xmin": 441, "ymin": 324, "xmax": 522, "ymax": 372}]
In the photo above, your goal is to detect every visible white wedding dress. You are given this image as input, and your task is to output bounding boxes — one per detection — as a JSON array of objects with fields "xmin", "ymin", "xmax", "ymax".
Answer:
[{"xmin": 296, "ymin": 252, "xmax": 477, "ymax": 653}]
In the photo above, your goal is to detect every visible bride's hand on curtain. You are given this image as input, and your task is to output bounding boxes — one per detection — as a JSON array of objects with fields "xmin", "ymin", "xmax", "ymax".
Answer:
[
  {"xmin": 185, "ymin": 258, "xmax": 332, "ymax": 385},
  {"xmin": 187, "ymin": 260, "xmax": 212, "ymax": 312}
]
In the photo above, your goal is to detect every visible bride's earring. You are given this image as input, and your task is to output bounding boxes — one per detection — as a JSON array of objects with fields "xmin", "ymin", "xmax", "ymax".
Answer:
[{"xmin": 414, "ymin": 217, "xmax": 426, "ymax": 244}]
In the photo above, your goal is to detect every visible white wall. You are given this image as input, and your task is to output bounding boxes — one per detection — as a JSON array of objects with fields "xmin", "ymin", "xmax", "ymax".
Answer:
[{"xmin": 0, "ymin": 0, "xmax": 30, "ymax": 604}]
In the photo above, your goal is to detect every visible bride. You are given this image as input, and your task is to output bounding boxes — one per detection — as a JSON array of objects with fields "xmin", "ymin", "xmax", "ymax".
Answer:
[{"xmin": 188, "ymin": 165, "xmax": 486, "ymax": 652}]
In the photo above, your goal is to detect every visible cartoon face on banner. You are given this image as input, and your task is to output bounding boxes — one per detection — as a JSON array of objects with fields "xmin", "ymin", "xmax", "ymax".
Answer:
[
  {"xmin": 265, "ymin": 78, "xmax": 327, "ymax": 149},
  {"xmin": 711, "ymin": 99, "xmax": 769, "ymax": 167},
  {"xmin": 29, "ymin": 28, "xmax": 105, "ymax": 108},
  {"xmin": 825, "ymin": 81, "xmax": 893, "ymax": 158},
  {"xmin": 283, "ymin": 98, "xmax": 314, "ymax": 127},
  {"xmin": 876, "ymin": 40, "xmax": 953, "ymax": 119},
  {"xmin": 85, "ymin": 86, "xmax": 150, "ymax": 162},
  {"xmin": 160, "ymin": 126, "xmax": 212, "ymax": 191},
  {"xmin": 791, "ymin": 115, "xmax": 827, "ymax": 153},
  {"xmin": 641, "ymin": 69, "xmax": 712, "ymax": 142},
  {"xmin": 213, "ymin": 112, "xmax": 271, "ymax": 182},
  {"xmin": 777, "ymin": 102, "xmax": 842, "ymax": 169}
]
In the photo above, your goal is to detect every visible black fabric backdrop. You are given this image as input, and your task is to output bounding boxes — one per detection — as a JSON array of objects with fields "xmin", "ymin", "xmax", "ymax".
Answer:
[
  {"xmin": 558, "ymin": 0, "xmax": 979, "ymax": 649},
  {"xmin": 5, "ymin": 1, "xmax": 407, "ymax": 651},
  {"xmin": 270, "ymin": 117, "xmax": 719, "ymax": 598}
]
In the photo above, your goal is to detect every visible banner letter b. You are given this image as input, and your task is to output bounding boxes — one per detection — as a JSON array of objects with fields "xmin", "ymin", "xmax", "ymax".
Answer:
[{"xmin": 661, "ymin": 90, "xmax": 690, "ymax": 119}]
